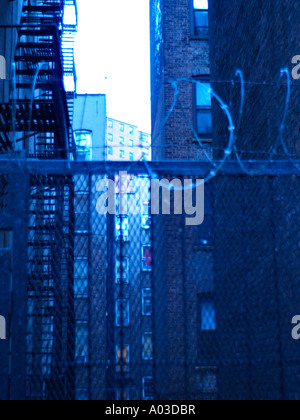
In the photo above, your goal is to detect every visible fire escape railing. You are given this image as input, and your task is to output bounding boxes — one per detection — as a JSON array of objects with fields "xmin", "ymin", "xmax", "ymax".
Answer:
[{"xmin": 0, "ymin": 0, "xmax": 78, "ymax": 160}]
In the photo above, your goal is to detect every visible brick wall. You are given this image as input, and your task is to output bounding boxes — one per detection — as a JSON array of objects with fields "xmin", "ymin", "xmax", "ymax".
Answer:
[
  {"xmin": 151, "ymin": 0, "xmax": 211, "ymax": 161},
  {"xmin": 150, "ymin": 0, "xmax": 215, "ymax": 399}
]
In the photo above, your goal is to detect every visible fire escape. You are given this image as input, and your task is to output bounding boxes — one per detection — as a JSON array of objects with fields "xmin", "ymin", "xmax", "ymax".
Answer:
[
  {"xmin": 11, "ymin": 0, "xmax": 79, "ymax": 400},
  {"xmin": 0, "ymin": 0, "xmax": 77, "ymax": 159}
]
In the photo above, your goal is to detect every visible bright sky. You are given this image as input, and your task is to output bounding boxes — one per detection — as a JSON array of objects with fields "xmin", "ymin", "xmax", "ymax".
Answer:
[{"xmin": 75, "ymin": 0, "xmax": 151, "ymax": 134}]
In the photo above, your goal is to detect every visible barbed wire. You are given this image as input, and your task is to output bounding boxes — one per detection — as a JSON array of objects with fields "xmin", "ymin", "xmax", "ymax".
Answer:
[{"xmin": 2, "ymin": 66, "xmax": 300, "ymax": 185}]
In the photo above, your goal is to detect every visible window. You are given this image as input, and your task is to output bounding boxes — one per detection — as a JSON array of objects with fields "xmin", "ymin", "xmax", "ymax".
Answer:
[
  {"xmin": 108, "ymin": 147, "xmax": 113, "ymax": 156},
  {"xmin": 76, "ymin": 322, "xmax": 89, "ymax": 364},
  {"xmin": 116, "ymin": 345, "xmax": 130, "ymax": 372},
  {"xmin": 195, "ymin": 80, "xmax": 212, "ymax": 136},
  {"xmin": 201, "ymin": 302, "xmax": 216, "ymax": 331},
  {"xmin": 141, "ymin": 203, "xmax": 151, "ymax": 230},
  {"xmin": 143, "ymin": 377, "xmax": 154, "ymax": 400},
  {"xmin": 116, "ymin": 388, "xmax": 130, "ymax": 401},
  {"xmin": 120, "ymin": 137, "xmax": 125, "ymax": 145},
  {"xmin": 142, "ymin": 289, "xmax": 153, "ymax": 316},
  {"xmin": 116, "ymin": 216, "xmax": 129, "ymax": 242},
  {"xmin": 116, "ymin": 257, "xmax": 129, "ymax": 284},
  {"xmin": 74, "ymin": 259, "xmax": 88, "ymax": 297},
  {"xmin": 75, "ymin": 194, "xmax": 89, "ymax": 233},
  {"xmin": 129, "ymin": 127, "xmax": 134, "ymax": 135},
  {"xmin": 142, "ymin": 148, "xmax": 150, "ymax": 157},
  {"xmin": 141, "ymin": 134, "xmax": 150, "ymax": 144},
  {"xmin": 119, "ymin": 123, "xmax": 124, "ymax": 132},
  {"xmin": 74, "ymin": 130, "xmax": 92, "ymax": 161},
  {"xmin": 141, "ymin": 214, "xmax": 151, "ymax": 229},
  {"xmin": 192, "ymin": 0, "xmax": 209, "ymax": 38},
  {"xmin": 108, "ymin": 120, "xmax": 113, "ymax": 128},
  {"xmin": 142, "ymin": 245, "xmax": 152, "ymax": 271},
  {"xmin": 129, "ymin": 153, "xmax": 134, "ymax": 161},
  {"xmin": 108, "ymin": 133, "xmax": 113, "ymax": 142},
  {"xmin": 197, "ymin": 369, "xmax": 218, "ymax": 394},
  {"xmin": 116, "ymin": 300, "xmax": 130, "ymax": 327},
  {"xmin": 143, "ymin": 333, "xmax": 153, "ymax": 360},
  {"xmin": 129, "ymin": 139, "xmax": 134, "ymax": 148},
  {"xmin": 120, "ymin": 150, "xmax": 125, "ymax": 159}
]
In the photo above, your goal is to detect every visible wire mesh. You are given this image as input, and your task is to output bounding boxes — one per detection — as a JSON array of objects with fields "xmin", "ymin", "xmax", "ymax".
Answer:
[{"xmin": 0, "ymin": 162, "xmax": 300, "ymax": 400}]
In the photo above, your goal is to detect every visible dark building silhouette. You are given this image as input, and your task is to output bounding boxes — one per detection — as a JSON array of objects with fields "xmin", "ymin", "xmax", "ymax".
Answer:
[{"xmin": 209, "ymin": 0, "xmax": 300, "ymax": 400}]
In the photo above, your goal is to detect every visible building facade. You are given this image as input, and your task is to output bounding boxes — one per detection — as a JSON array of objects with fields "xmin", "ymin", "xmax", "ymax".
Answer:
[
  {"xmin": 73, "ymin": 94, "xmax": 107, "ymax": 161},
  {"xmin": 106, "ymin": 117, "xmax": 151, "ymax": 162},
  {"xmin": 150, "ymin": 0, "xmax": 217, "ymax": 400},
  {"xmin": 72, "ymin": 96, "xmax": 154, "ymax": 400},
  {"xmin": 151, "ymin": 0, "xmax": 211, "ymax": 161}
]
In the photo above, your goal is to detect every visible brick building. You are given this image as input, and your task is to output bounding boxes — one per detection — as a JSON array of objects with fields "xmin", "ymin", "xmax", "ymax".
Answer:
[
  {"xmin": 151, "ymin": 0, "xmax": 211, "ymax": 161},
  {"xmin": 150, "ymin": 0, "xmax": 217, "ymax": 400}
]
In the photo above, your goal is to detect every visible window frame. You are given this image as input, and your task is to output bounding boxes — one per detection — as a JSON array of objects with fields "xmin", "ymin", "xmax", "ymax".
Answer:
[
  {"xmin": 142, "ymin": 332, "xmax": 154, "ymax": 360},
  {"xmin": 142, "ymin": 377, "xmax": 154, "ymax": 400},
  {"xmin": 75, "ymin": 321, "xmax": 89, "ymax": 364},
  {"xmin": 190, "ymin": 0, "xmax": 209, "ymax": 39},
  {"xmin": 116, "ymin": 299, "xmax": 130, "ymax": 327},
  {"xmin": 74, "ymin": 257, "xmax": 89, "ymax": 298},
  {"xmin": 74, "ymin": 129, "xmax": 93, "ymax": 161},
  {"xmin": 116, "ymin": 388, "xmax": 130, "ymax": 401},
  {"xmin": 116, "ymin": 344, "xmax": 130, "ymax": 373},
  {"xmin": 198, "ymin": 293, "xmax": 216, "ymax": 332},
  {"xmin": 142, "ymin": 244, "xmax": 152, "ymax": 272},
  {"xmin": 193, "ymin": 76, "xmax": 212, "ymax": 141},
  {"xmin": 116, "ymin": 216, "xmax": 129, "ymax": 242},
  {"xmin": 142, "ymin": 288, "xmax": 153, "ymax": 316},
  {"xmin": 116, "ymin": 257, "xmax": 129, "ymax": 284}
]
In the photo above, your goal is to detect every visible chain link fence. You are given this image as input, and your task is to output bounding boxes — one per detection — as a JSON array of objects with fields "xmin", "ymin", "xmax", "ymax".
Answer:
[{"xmin": 0, "ymin": 160, "xmax": 299, "ymax": 400}]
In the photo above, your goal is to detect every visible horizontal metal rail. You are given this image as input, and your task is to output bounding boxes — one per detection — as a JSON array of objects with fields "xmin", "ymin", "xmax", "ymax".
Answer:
[{"xmin": 0, "ymin": 159, "xmax": 299, "ymax": 176}]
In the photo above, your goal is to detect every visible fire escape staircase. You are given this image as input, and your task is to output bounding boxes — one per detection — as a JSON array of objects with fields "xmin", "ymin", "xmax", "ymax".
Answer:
[{"xmin": 0, "ymin": 0, "xmax": 77, "ymax": 159}]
